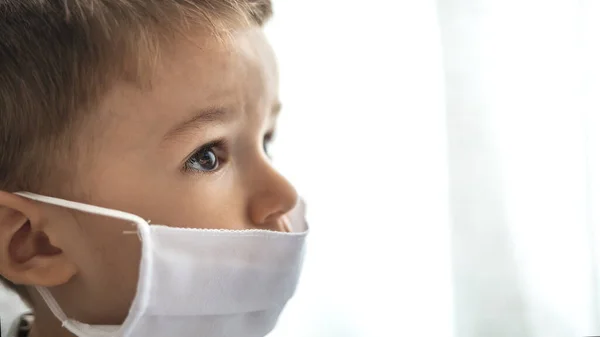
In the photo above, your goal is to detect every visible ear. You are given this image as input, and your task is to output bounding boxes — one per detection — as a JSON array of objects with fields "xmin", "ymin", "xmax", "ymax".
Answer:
[{"xmin": 0, "ymin": 191, "xmax": 77, "ymax": 287}]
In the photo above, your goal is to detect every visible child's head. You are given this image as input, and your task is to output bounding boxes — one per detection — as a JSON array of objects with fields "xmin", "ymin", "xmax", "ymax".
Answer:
[{"xmin": 0, "ymin": 0, "xmax": 299, "ymax": 334}]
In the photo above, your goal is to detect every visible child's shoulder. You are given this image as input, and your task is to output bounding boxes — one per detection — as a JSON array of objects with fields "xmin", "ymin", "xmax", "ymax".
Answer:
[{"xmin": 7, "ymin": 313, "xmax": 33, "ymax": 337}]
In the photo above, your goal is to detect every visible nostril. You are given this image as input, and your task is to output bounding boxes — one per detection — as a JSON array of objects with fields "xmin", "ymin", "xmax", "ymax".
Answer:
[
  {"xmin": 261, "ymin": 212, "xmax": 290, "ymax": 232},
  {"xmin": 281, "ymin": 215, "xmax": 291, "ymax": 233}
]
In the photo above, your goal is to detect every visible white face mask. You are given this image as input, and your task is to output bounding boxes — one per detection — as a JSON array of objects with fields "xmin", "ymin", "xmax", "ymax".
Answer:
[{"xmin": 15, "ymin": 192, "xmax": 309, "ymax": 337}]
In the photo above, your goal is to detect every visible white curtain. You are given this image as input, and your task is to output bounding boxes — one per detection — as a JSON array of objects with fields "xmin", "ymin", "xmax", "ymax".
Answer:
[
  {"xmin": 437, "ymin": 0, "xmax": 600, "ymax": 336},
  {"xmin": 267, "ymin": 1, "xmax": 600, "ymax": 336},
  {"xmin": 265, "ymin": 1, "xmax": 453, "ymax": 336},
  {"xmin": 2, "ymin": 1, "xmax": 599, "ymax": 337}
]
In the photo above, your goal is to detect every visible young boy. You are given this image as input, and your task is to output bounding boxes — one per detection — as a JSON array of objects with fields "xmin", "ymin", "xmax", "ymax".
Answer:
[{"xmin": 0, "ymin": 1, "xmax": 308, "ymax": 337}]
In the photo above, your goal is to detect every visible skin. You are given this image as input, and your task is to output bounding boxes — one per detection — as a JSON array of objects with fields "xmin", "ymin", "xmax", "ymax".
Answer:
[{"xmin": 0, "ymin": 26, "xmax": 296, "ymax": 337}]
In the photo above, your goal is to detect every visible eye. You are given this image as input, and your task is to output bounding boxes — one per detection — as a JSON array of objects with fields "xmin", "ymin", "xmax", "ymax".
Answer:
[
  {"xmin": 184, "ymin": 141, "xmax": 223, "ymax": 173},
  {"xmin": 263, "ymin": 131, "xmax": 275, "ymax": 157}
]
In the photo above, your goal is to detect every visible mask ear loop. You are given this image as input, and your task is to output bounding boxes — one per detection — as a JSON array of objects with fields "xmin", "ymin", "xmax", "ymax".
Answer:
[
  {"xmin": 35, "ymin": 286, "xmax": 69, "ymax": 325},
  {"xmin": 123, "ymin": 220, "xmax": 151, "ymax": 241},
  {"xmin": 14, "ymin": 191, "xmax": 154, "ymax": 337}
]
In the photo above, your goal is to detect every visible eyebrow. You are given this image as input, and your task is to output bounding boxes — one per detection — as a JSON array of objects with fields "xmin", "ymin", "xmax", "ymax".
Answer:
[
  {"xmin": 163, "ymin": 107, "xmax": 229, "ymax": 141},
  {"xmin": 273, "ymin": 101, "xmax": 282, "ymax": 116},
  {"xmin": 163, "ymin": 102, "xmax": 282, "ymax": 142}
]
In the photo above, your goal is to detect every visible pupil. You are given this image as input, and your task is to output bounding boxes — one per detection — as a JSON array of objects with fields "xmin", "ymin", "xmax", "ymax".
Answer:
[
  {"xmin": 199, "ymin": 150, "xmax": 217, "ymax": 170},
  {"xmin": 263, "ymin": 135, "xmax": 272, "ymax": 157}
]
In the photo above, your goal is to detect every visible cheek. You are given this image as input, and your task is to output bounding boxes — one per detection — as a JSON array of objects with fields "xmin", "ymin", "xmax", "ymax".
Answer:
[
  {"xmin": 112, "ymin": 165, "xmax": 248, "ymax": 230},
  {"xmin": 65, "ymin": 213, "xmax": 138, "ymax": 272},
  {"xmin": 156, "ymin": 172, "xmax": 248, "ymax": 230},
  {"xmin": 65, "ymin": 213, "xmax": 141, "ymax": 321},
  {"xmin": 81, "ymin": 146, "xmax": 250, "ymax": 231}
]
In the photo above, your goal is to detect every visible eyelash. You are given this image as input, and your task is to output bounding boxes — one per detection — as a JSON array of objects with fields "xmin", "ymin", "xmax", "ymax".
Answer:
[
  {"xmin": 182, "ymin": 140, "xmax": 226, "ymax": 174},
  {"xmin": 183, "ymin": 132, "xmax": 275, "ymax": 175},
  {"xmin": 263, "ymin": 131, "xmax": 275, "ymax": 155}
]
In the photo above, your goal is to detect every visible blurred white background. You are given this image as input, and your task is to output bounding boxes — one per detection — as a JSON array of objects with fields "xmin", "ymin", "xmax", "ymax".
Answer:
[
  {"xmin": 265, "ymin": 0, "xmax": 454, "ymax": 336},
  {"xmin": 265, "ymin": 0, "xmax": 600, "ymax": 337},
  {"xmin": 2, "ymin": 1, "xmax": 600, "ymax": 337}
]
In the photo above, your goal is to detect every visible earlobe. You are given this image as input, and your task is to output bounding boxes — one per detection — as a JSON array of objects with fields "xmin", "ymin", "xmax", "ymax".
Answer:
[
  {"xmin": 0, "ymin": 190, "xmax": 77, "ymax": 287},
  {"xmin": 7, "ymin": 252, "xmax": 77, "ymax": 287}
]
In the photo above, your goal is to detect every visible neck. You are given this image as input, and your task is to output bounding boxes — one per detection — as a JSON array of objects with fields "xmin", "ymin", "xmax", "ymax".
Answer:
[
  {"xmin": 27, "ymin": 290, "xmax": 76, "ymax": 337},
  {"xmin": 26, "ymin": 281, "xmax": 130, "ymax": 337},
  {"xmin": 29, "ymin": 311, "xmax": 76, "ymax": 337}
]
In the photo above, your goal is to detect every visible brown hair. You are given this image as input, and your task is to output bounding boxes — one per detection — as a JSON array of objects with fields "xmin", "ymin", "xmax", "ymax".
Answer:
[{"xmin": 0, "ymin": 0, "xmax": 272, "ymax": 306}]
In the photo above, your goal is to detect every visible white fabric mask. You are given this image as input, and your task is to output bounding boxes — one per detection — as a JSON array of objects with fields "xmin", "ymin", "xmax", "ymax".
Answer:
[{"xmin": 15, "ymin": 192, "xmax": 308, "ymax": 337}]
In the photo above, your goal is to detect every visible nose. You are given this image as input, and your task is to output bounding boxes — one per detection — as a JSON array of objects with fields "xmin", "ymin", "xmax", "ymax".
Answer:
[{"xmin": 247, "ymin": 163, "xmax": 298, "ymax": 232}]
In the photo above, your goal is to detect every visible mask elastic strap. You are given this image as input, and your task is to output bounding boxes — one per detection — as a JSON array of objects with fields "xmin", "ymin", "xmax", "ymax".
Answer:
[
  {"xmin": 35, "ymin": 286, "xmax": 69, "ymax": 323},
  {"xmin": 15, "ymin": 192, "xmax": 154, "ymax": 337},
  {"xmin": 14, "ymin": 192, "xmax": 147, "ymax": 223},
  {"xmin": 35, "ymin": 286, "xmax": 109, "ymax": 337}
]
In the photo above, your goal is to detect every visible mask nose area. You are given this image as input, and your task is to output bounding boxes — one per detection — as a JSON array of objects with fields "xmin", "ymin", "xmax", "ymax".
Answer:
[{"xmin": 285, "ymin": 198, "xmax": 308, "ymax": 233}]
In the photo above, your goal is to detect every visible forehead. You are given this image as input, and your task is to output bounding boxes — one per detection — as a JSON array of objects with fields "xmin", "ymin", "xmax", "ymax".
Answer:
[
  {"xmin": 90, "ymin": 28, "xmax": 278, "ymax": 144},
  {"xmin": 153, "ymin": 28, "xmax": 278, "ymax": 102}
]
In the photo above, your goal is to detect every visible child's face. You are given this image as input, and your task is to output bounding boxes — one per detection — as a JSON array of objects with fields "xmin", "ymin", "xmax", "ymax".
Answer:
[{"xmin": 27, "ymin": 28, "xmax": 297, "ymax": 323}]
